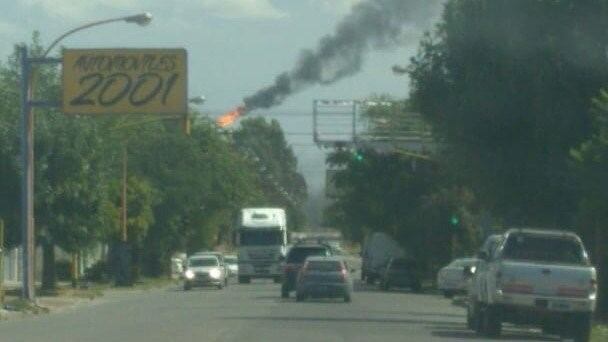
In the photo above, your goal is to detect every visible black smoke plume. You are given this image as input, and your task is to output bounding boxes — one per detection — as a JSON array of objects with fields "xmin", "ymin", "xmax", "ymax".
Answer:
[{"xmin": 243, "ymin": 0, "xmax": 442, "ymax": 110}]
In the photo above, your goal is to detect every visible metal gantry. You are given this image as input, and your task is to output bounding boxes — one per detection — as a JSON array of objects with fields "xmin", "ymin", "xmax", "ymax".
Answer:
[{"xmin": 312, "ymin": 99, "xmax": 435, "ymax": 154}]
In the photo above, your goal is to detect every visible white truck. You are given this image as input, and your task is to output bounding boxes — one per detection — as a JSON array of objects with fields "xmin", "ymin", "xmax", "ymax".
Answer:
[
  {"xmin": 360, "ymin": 232, "xmax": 405, "ymax": 284},
  {"xmin": 236, "ymin": 208, "xmax": 287, "ymax": 284},
  {"xmin": 467, "ymin": 229, "xmax": 597, "ymax": 342}
]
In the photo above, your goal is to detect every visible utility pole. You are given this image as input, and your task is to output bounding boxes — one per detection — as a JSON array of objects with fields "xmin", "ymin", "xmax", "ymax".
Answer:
[
  {"xmin": 19, "ymin": 46, "xmax": 35, "ymax": 301},
  {"xmin": 121, "ymin": 145, "xmax": 128, "ymax": 242},
  {"xmin": 0, "ymin": 219, "xmax": 5, "ymax": 303}
]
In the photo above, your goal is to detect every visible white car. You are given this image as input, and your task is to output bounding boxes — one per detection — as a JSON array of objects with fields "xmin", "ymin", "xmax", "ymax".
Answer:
[
  {"xmin": 183, "ymin": 255, "xmax": 227, "ymax": 290},
  {"xmin": 224, "ymin": 255, "xmax": 238, "ymax": 277},
  {"xmin": 467, "ymin": 229, "xmax": 596, "ymax": 341},
  {"xmin": 437, "ymin": 257, "xmax": 478, "ymax": 298}
]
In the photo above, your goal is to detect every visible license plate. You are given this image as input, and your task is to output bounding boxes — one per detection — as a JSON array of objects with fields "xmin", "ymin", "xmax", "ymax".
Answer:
[{"xmin": 550, "ymin": 301, "xmax": 571, "ymax": 311}]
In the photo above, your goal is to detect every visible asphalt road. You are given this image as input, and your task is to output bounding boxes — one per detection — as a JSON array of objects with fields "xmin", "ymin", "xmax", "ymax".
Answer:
[{"xmin": 0, "ymin": 277, "xmax": 560, "ymax": 342}]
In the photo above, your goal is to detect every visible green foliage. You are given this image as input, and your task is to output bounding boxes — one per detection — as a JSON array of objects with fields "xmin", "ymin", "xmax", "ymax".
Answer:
[
  {"xmin": 408, "ymin": 0, "xmax": 608, "ymax": 227},
  {"xmin": 233, "ymin": 117, "xmax": 308, "ymax": 230},
  {"xmin": 0, "ymin": 34, "xmax": 301, "ymax": 279},
  {"xmin": 324, "ymin": 147, "xmax": 479, "ymax": 276},
  {"xmin": 571, "ymin": 89, "xmax": 608, "ymax": 314}
]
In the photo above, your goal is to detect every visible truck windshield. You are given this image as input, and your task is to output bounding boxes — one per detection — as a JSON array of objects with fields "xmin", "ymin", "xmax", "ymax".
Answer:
[
  {"xmin": 239, "ymin": 229, "xmax": 283, "ymax": 246},
  {"xmin": 502, "ymin": 234, "xmax": 586, "ymax": 265}
]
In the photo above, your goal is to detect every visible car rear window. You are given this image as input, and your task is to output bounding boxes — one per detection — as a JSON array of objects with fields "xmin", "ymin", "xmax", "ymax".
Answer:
[
  {"xmin": 306, "ymin": 261, "xmax": 342, "ymax": 272},
  {"xmin": 188, "ymin": 258, "xmax": 218, "ymax": 267},
  {"xmin": 502, "ymin": 234, "xmax": 586, "ymax": 265},
  {"xmin": 287, "ymin": 247, "xmax": 329, "ymax": 263}
]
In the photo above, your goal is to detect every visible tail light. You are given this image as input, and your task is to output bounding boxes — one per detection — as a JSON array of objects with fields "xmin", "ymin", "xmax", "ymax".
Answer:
[
  {"xmin": 590, "ymin": 279, "xmax": 598, "ymax": 299},
  {"xmin": 502, "ymin": 282, "xmax": 533, "ymax": 294},
  {"xmin": 557, "ymin": 286, "xmax": 588, "ymax": 298}
]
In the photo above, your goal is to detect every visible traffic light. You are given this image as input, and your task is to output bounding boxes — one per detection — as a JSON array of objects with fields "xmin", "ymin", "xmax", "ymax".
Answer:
[
  {"xmin": 450, "ymin": 214, "xmax": 460, "ymax": 228},
  {"xmin": 353, "ymin": 150, "xmax": 364, "ymax": 162}
]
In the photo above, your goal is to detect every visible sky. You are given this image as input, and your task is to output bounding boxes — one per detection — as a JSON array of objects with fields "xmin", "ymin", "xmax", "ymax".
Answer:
[{"xmin": 0, "ymin": 0, "xmax": 442, "ymax": 225}]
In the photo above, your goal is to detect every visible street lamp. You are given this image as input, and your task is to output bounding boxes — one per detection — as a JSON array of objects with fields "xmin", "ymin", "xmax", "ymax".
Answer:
[
  {"xmin": 189, "ymin": 95, "xmax": 206, "ymax": 105},
  {"xmin": 42, "ymin": 12, "xmax": 153, "ymax": 57},
  {"xmin": 19, "ymin": 12, "xmax": 153, "ymax": 301}
]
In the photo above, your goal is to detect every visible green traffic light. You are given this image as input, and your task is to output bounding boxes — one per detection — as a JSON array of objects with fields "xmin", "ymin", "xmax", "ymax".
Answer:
[{"xmin": 450, "ymin": 215, "xmax": 459, "ymax": 226}]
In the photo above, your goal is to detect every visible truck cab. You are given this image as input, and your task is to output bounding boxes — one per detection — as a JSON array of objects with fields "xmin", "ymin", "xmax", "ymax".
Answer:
[{"xmin": 236, "ymin": 208, "xmax": 287, "ymax": 284}]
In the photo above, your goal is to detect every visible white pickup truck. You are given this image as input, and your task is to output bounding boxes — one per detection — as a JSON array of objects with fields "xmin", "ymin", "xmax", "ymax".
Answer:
[{"xmin": 467, "ymin": 229, "xmax": 597, "ymax": 342}]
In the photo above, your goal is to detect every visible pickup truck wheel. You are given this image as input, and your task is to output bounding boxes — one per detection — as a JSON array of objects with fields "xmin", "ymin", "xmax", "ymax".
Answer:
[
  {"xmin": 482, "ymin": 305, "xmax": 502, "ymax": 338},
  {"xmin": 380, "ymin": 281, "xmax": 389, "ymax": 291},
  {"xmin": 411, "ymin": 280, "xmax": 422, "ymax": 293},
  {"xmin": 567, "ymin": 313, "xmax": 592, "ymax": 342},
  {"xmin": 467, "ymin": 301, "xmax": 482, "ymax": 333}
]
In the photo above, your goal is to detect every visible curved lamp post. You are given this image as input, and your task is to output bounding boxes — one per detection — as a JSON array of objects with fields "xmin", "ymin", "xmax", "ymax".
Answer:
[{"xmin": 20, "ymin": 12, "xmax": 153, "ymax": 301}]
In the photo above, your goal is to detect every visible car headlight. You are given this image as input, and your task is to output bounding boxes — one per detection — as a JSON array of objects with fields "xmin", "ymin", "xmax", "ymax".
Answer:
[
  {"xmin": 209, "ymin": 268, "xmax": 221, "ymax": 279},
  {"xmin": 185, "ymin": 270, "xmax": 195, "ymax": 280}
]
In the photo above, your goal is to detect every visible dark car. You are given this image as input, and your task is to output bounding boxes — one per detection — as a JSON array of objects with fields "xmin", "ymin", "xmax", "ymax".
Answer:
[
  {"xmin": 281, "ymin": 243, "xmax": 332, "ymax": 298},
  {"xmin": 295, "ymin": 256, "xmax": 353, "ymax": 302},
  {"xmin": 379, "ymin": 257, "xmax": 421, "ymax": 292}
]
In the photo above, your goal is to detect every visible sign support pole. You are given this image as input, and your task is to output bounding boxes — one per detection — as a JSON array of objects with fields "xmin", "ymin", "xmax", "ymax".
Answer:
[{"xmin": 19, "ymin": 46, "xmax": 35, "ymax": 301}]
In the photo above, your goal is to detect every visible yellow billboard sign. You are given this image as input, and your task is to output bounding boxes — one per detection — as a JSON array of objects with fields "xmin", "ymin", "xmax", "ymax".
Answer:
[{"xmin": 62, "ymin": 49, "xmax": 187, "ymax": 115}]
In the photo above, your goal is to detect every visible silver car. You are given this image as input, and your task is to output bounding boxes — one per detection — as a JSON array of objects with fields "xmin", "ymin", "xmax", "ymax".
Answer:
[
  {"xmin": 295, "ymin": 256, "xmax": 353, "ymax": 302},
  {"xmin": 183, "ymin": 255, "xmax": 227, "ymax": 290},
  {"xmin": 437, "ymin": 257, "xmax": 478, "ymax": 298}
]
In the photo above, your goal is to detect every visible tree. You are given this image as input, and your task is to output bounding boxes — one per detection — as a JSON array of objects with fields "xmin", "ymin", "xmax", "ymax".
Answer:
[
  {"xmin": 324, "ymin": 147, "xmax": 479, "ymax": 277},
  {"xmin": 131, "ymin": 118, "xmax": 266, "ymax": 275},
  {"xmin": 571, "ymin": 89, "xmax": 608, "ymax": 315},
  {"xmin": 233, "ymin": 117, "xmax": 308, "ymax": 230},
  {"xmin": 408, "ymin": 0, "xmax": 608, "ymax": 227}
]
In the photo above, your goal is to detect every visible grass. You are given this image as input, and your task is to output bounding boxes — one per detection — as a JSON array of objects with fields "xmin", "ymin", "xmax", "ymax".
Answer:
[
  {"xmin": 130, "ymin": 276, "xmax": 178, "ymax": 290},
  {"xmin": 592, "ymin": 324, "xmax": 608, "ymax": 342},
  {"xmin": 3, "ymin": 298, "xmax": 49, "ymax": 315}
]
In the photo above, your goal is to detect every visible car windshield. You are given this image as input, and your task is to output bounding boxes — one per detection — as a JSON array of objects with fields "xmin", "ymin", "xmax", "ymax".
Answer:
[
  {"xmin": 287, "ymin": 247, "xmax": 329, "ymax": 263},
  {"xmin": 502, "ymin": 234, "xmax": 586, "ymax": 265},
  {"xmin": 188, "ymin": 258, "xmax": 218, "ymax": 267},
  {"xmin": 239, "ymin": 229, "xmax": 283, "ymax": 246},
  {"xmin": 306, "ymin": 260, "xmax": 342, "ymax": 272}
]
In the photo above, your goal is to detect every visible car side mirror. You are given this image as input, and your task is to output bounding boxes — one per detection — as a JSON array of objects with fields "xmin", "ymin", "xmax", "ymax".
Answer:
[{"xmin": 477, "ymin": 250, "xmax": 489, "ymax": 261}]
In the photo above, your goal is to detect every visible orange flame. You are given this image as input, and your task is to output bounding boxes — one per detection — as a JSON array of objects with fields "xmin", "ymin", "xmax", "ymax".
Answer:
[{"xmin": 217, "ymin": 106, "xmax": 246, "ymax": 128}]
